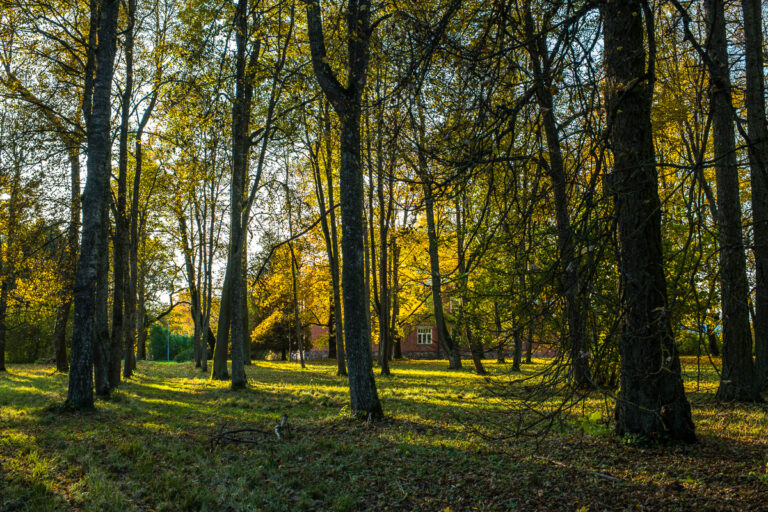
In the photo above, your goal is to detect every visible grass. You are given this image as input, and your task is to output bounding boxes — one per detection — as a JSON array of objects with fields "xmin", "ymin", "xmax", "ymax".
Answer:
[{"xmin": 0, "ymin": 357, "xmax": 766, "ymax": 511}]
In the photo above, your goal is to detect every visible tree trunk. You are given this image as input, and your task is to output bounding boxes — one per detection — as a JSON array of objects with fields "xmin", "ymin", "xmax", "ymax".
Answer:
[
  {"xmin": 179, "ymin": 215, "xmax": 203, "ymax": 367},
  {"xmin": 305, "ymin": 0, "xmax": 381, "ymax": 417},
  {"xmin": 524, "ymin": 7, "xmax": 589, "ymax": 387},
  {"xmin": 310, "ymin": 103, "xmax": 345, "ymax": 372},
  {"xmin": 112, "ymin": 0, "xmax": 136, "ymax": 385},
  {"xmin": 423, "ymin": 181, "xmax": 461, "ymax": 369},
  {"xmin": 136, "ymin": 226, "xmax": 147, "ymax": 361},
  {"xmin": 94, "ymin": 189, "xmax": 111, "ymax": 396},
  {"xmin": 227, "ymin": 0, "xmax": 254, "ymax": 390},
  {"xmin": 212, "ymin": 263, "xmax": 231, "ymax": 380},
  {"xmin": 601, "ymin": 0, "xmax": 696, "ymax": 441},
  {"xmin": 741, "ymin": 0, "xmax": 768, "ymax": 391},
  {"xmin": 494, "ymin": 302, "xmax": 505, "ymax": 363},
  {"xmin": 390, "ymin": 237, "xmax": 401, "ymax": 360},
  {"xmin": 67, "ymin": 0, "xmax": 119, "ymax": 409},
  {"xmin": 456, "ymin": 195, "xmax": 485, "ymax": 375},
  {"xmin": 704, "ymin": 0, "xmax": 759, "ymax": 402},
  {"xmin": 377, "ymin": 137, "xmax": 391, "ymax": 376},
  {"xmin": 512, "ymin": 328, "xmax": 522, "ymax": 372},
  {"xmin": 54, "ymin": 149, "xmax": 81, "ymax": 372}
]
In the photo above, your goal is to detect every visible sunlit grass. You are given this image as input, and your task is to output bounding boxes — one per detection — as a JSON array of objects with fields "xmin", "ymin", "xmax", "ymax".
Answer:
[{"xmin": 0, "ymin": 357, "xmax": 765, "ymax": 511}]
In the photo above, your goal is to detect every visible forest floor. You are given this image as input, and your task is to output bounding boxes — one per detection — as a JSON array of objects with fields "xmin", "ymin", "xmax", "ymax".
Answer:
[{"xmin": 0, "ymin": 357, "xmax": 766, "ymax": 511}]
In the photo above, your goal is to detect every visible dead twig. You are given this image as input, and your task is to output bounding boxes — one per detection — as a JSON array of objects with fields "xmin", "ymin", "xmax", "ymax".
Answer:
[{"xmin": 209, "ymin": 414, "xmax": 289, "ymax": 449}]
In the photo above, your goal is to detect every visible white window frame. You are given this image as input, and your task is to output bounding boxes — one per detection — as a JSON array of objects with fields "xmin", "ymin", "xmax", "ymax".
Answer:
[{"xmin": 417, "ymin": 326, "xmax": 433, "ymax": 345}]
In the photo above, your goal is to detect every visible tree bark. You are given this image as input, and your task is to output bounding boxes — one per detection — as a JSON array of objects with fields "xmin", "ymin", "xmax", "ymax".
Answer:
[
  {"xmin": 305, "ymin": 0, "xmax": 382, "ymax": 418},
  {"xmin": 703, "ymin": 0, "xmax": 760, "ymax": 402},
  {"xmin": 741, "ymin": 0, "xmax": 768, "ymax": 391},
  {"xmin": 67, "ymin": 0, "xmax": 119, "ymax": 409},
  {"xmin": 601, "ymin": 0, "xmax": 695, "ymax": 441}
]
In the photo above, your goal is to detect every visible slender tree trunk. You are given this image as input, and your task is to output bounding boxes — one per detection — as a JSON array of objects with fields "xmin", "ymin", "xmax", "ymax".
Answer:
[
  {"xmin": 67, "ymin": 0, "xmax": 119, "ymax": 409},
  {"xmin": 111, "ymin": 0, "xmax": 136, "ymax": 385},
  {"xmin": 0, "ymin": 280, "xmax": 9, "ymax": 371},
  {"xmin": 601, "ymin": 0, "xmax": 696, "ymax": 441},
  {"xmin": 290, "ymin": 244, "xmax": 305, "ymax": 369},
  {"xmin": 311, "ymin": 104, "xmax": 345, "ymax": 372},
  {"xmin": 456, "ymin": 196, "xmax": 485, "ymax": 375},
  {"xmin": 242, "ymin": 232, "xmax": 250, "ymax": 365},
  {"xmin": 0, "ymin": 167, "xmax": 20, "ymax": 372},
  {"xmin": 212, "ymin": 263, "xmax": 231, "ymax": 379},
  {"xmin": 703, "ymin": 0, "xmax": 759, "ymax": 402},
  {"xmin": 741, "ymin": 0, "xmax": 768, "ymax": 391},
  {"xmin": 54, "ymin": 149, "xmax": 81, "ymax": 372},
  {"xmin": 494, "ymin": 302, "xmax": 505, "ymax": 363},
  {"xmin": 512, "ymin": 328, "xmax": 522, "ymax": 372},
  {"xmin": 390, "ymin": 237, "xmax": 401, "ymax": 360},
  {"xmin": 423, "ymin": 181, "xmax": 461, "ymax": 369},
  {"xmin": 179, "ymin": 215, "xmax": 203, "ymax": 367},
  {"xmin": 328, "ymin": 299, "xmax": 336, "ymax": 358},
  {"xmin": 377, "ymin": 142, "xmax": 391, "ymax": 375},
  {"xmin": 136, "ymin": 217, "xmax": 147, "ymax": 361},
  {"xmin": 126, "ymin": 95, "xmax": 155, "ymax": 368},
  {"xmin": 524, "ymin": 7, "xmax": 589, "ymax": 387}
]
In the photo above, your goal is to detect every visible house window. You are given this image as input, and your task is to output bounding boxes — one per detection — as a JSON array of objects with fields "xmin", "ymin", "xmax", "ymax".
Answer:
[{"xmin": 417, "ymin": 327, "xmax": 433, "ymax": 345}]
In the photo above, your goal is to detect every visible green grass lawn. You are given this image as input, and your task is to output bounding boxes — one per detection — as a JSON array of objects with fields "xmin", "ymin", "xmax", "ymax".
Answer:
[{"xmin": 1, "ymin": 358, "xmax": 766, "ymax": 511}]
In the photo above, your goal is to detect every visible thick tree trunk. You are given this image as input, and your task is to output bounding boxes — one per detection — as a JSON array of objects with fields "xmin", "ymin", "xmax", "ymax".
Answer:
[
  {"xmin": 67, "ymin": 0, "xmax": 119, "ymax": 409},
  {"xmin": 306, "ymin": 0, "xmax": 381, "ymax": 417},
  {"xmin": 227, "ymin": 0, "xmax": 253, "ymax": 390},
  {"xmin": 704, "ymin": 0, "xmax": 759, "ymax": 402},
  {"xmin": 601, "ymin": 0, "xmax": 696, "ymax": 441},
  {"xmin": 741, "ymin": 0, "xmax": 768, "ymax": 391},
  {"xmin": 524, "ymin": 8, "xmax": 589, "ymax": 387}
]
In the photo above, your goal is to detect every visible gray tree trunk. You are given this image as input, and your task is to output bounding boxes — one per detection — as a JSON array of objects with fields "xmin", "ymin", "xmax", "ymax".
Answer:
[{"xmin": 67, "ymin": 0, "xmax": 119, "ymax": 409}]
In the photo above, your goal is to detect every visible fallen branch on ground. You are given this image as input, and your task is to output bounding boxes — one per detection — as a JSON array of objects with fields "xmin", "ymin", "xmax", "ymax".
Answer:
[{"xmin": 209, "ymin": 414, "xmax": 288, "ymax": 449}]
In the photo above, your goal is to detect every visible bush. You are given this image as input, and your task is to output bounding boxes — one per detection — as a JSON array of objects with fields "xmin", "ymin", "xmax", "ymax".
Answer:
[
  {"xmin": 148, "ymin": 324, "xmax": 194, "ymax": 361},
  {"xmin": 173, "ymin": 347, "xmax": 195, "ymax": 362}
]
